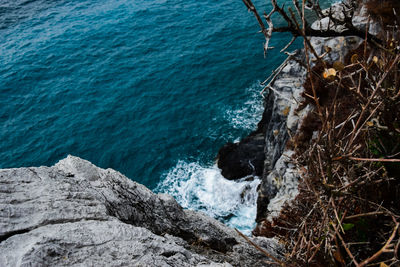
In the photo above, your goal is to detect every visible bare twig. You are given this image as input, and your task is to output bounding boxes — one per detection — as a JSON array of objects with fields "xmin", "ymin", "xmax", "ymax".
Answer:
[
  {"xmin": 344, "ymin": 211, "xmax": 386, "ymax": 221},
  {"xmin": 242, "ymin": 0, "xmax": 274, "ymax": 56},
  {"xmin": 359, "ymin": 222, "xmax": 399, "ymax": 266},
  {"xmin": 348, "ymin": 157, "xmax": 400, "ymax": 163},
  {"xmin": 331, "ymin": 222, "xmax": 360, "ymax": 266},
  {"xmin": 347, "ymin": 54, "xmax": 400, "ymax": 150},
  {"xmin": 235, "ymin": 228, "xmax": 286, "ymax": 266}
]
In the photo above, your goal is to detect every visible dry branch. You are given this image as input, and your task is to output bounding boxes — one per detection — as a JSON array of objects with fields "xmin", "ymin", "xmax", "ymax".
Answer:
[
  {"xmin": 244, "ymin": 0, "xmax": 400, "ymax": 265},
  {"xmin": 235, "ymin": 228, "xmax": 286, "ymax": 266}
]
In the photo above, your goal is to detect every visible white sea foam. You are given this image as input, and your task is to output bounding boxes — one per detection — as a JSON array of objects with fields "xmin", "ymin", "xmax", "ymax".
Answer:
[
  {"xmin": 225, "ymin": 82, "xmax": 264, "ymax": 131},
  {"xmin": 156, "ymin": 82, "xmax": 264, "ymax": 235},
  {"xmin": 156, "ymin": 160, "xmax": 260, "ymax": 235}
]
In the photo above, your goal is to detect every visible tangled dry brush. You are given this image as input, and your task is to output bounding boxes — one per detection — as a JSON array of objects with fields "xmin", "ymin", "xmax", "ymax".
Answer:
[{"xmin": 243, "ymin": 0, "xmax": 400, "ymax": 265}]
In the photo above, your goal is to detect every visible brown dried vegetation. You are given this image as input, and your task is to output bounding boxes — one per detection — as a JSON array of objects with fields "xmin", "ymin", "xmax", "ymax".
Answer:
[
  {"xmin": 257, "ymin": 23, "xmax": 400, "ymax": 267},
  {"xmin": 364, "ymin": 0, "xmax": 400, "ymax": 30},
  {"xmin": 243, "ymin": 0, "xmax": 400, "ymax": 265}
]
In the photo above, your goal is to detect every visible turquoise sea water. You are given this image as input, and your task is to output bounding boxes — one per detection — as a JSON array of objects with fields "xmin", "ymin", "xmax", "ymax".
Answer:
[{"xmin": 1, "ymin": 0, "xmax": 334, "ymax": 233}]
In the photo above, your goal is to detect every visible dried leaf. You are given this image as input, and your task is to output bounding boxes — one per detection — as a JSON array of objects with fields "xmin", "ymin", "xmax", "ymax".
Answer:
[
  {"xmin": 323, "ymin": 68, "xmax": 337, "ymax": 79},
  {"xmin": 333, "ymin": 61, "xmax": 345, "ymax": 71},
  {"xmin": 380, "ymin": 263, "xmax": 389, "ymax": 267},
  {"xmin": 282, "ymin": 106, "xmax": 290, "ymax": 116},
  {"xmin": 324, "ymin": 46, "xmax": 332, "ymax": 53},
  {"xmin": 378, "ymin": 59, "xmax": 385, "ymax": 69},
  {"xmin": 351, "ymin": 54, "xmax": 359, "ymax": 64},
  {"xmin": 333, "ymin": 250, "xmax": 345, "ymax": 264}
]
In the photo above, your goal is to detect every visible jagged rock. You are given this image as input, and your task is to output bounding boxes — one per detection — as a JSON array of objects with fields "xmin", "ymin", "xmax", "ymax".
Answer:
[
  {"xmin": 217, "ymin": 132, "xmax": 265, "ymax": 180},
  {"xmin": 216, "ymin": 53, "xmax": 306, "ymax": 182},
  {"xmin": 308, "ymin": 1, "xmax": 382, "ymax": 65},
  {"xmin": 309, "ymin": 3, "xmax": 363, "ymax": 65},
  {"xmin": 255, "ymin": 54, "xmax": 309, "ymax": 223},
  {"xmin": 0, "ymin": 155, "xmax": 282, "ymax": 266},
  {"xmin": 309, "ymin": 35, "xmax": 362, "ymax": 64},
  {"xmin": 311, "ymin": 3, "xmax": 350, "ymax": 33},
  {"xmin": 215, "ymin": 51, "xmax": 308, "ymax": 223},
  {"xmin": 352, "ymin": 5, "xmax": 381, "ymax": 36},
  {"xmin": 255, "ymin": 2, "xmax": 372, "ymax": 223}
]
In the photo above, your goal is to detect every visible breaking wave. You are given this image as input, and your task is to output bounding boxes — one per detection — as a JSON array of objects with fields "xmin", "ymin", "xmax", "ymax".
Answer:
[
  {"xmin": 225, "ymin": 82, "xmax": 264, "ymax": 131},
  {"xmin": 156, "ymin": 160, "xmax": 260, "ymax": 235}
]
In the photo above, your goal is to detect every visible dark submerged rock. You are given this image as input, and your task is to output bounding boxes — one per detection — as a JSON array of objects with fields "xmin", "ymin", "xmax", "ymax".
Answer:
[
  {"xmin": 217, "ymin": 51, "xmax": 308, "ymax": 224},
  {"xmin": 217, "ymin": 133, "xmax": 265, "ymax": 180}
]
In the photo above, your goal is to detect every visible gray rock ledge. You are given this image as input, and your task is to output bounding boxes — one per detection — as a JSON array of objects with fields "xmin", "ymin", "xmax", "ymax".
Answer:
[{"xmin": 0, "ymin": 155, "xmax": 281, "ymax": 266}]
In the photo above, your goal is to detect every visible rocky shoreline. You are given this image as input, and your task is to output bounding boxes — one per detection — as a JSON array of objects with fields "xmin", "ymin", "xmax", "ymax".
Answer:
[
  {"xmin": 0, "ymin": 51, "xmax": 325, "ymax": 266},
  {"xmin": 218, "ymin": 50, "xmax": 308, "ymax": 224},
  {"xmin": 0, "ymin": 51, "xmax": 314, "ymax": 265},
  {"xmin": 0, "ymin": 53, "xmax": 313, "ymax": 267},
  {"xmin": 1, "ymin": 1, "xmax": 378, "ymax": 265},
  {"xmin": 0, "ymin": 155, "xmax": 282, "ymax": 266}
]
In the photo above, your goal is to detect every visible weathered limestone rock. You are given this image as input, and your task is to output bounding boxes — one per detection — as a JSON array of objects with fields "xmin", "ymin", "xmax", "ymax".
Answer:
[
  {"xmin": 217, "ymin": 51, "xmax": 307, "ymax": 178},
  {"xmin": 309, "ymin": 3, "xmax": 363, "ymax": 64},
  {"xmin": 255, "ymin": 1, "xmax": 369, "ymax": 224},
  {"xmin": 215, "ymin": 50, "xmax": 308, "ymax": 224},
  {"xmin": 310, "ymin": 3, "xmax": 350, "ymax": 33},
  {"xmin": 0, "ymin": 155, "xmax": 282, "ymax": 266},
  {"xmin": 309, "ymin": 1, "xmax": 383, "ymax": 65},
  {"xmin": 255, "ymin": 54, "xmax": 309, "ymax": 222},
  {"xmin": 352, "ymin": 4, "xmax": 381, "ymax": 36}
]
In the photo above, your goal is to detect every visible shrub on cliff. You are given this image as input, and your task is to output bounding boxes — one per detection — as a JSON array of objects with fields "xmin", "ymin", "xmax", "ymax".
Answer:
[
  {"xmin": 364, "ymin": 0, "xmax": 400, "ymax": 28},
  {"xmin": 242, "ymin": 0, "xmax": 400, "ymax": 265}
]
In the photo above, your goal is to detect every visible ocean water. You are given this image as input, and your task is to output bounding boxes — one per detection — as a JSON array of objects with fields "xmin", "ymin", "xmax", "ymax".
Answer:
[{"xmin": 0, "ymin": 0, "xmax": 335, "ymax": 234}]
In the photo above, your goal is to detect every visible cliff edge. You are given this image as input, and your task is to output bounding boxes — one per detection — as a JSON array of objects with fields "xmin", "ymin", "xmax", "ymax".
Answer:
[{"xmin": 0, "ymin": 155, "xmax": 281, "ymax": 266}]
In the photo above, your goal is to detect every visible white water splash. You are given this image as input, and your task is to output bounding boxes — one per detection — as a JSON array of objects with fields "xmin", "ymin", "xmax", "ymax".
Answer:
[
  {"xmin": 156, "ymin": 161, "xmax": 260, "ymax": 235},
  {"xmin": 225, "ymin": 82, "xmax": 264, "ymax": 131},
  {"xmin": 156, "ymin": 82, "xmax": 265, "ymax": 235}
]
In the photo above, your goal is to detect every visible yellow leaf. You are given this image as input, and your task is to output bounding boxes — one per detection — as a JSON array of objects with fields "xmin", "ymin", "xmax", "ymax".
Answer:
[
  {"xmin": 323, "ymin": 68, "xmax": 337, "ymax": 79},
  {"xmin": 373, "ymin": 56, "xmax": 378, "ymax": 64},
  {"xmin": 380, "ymin": 262, "xmax": 389, "ymax": 267},
  {"xmin": 367, "ymin": 121, "xmax": 374, "ymax": 127},
  {"xmin": 282, "ymin": 106, "xmax": 290, "ymax": 116}
]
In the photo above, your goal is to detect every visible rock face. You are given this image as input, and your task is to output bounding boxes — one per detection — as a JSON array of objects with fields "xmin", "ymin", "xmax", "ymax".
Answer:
[
  {"xmin": 255, "ymin": 53, "xmax": 309, "ymax": 222},
  {"xmin": 217, "ymin": 1, "xmax": 371, "ymax": 226},
  {"xmin": 217, "ymin": 131, "xmax": 265, "ymax": 180},
  {"xmin": 216, "ymin": 50, "xmax": 308, "ymax": 223},
  {"xmin": 0, "ymin": 155, "xmax": 282, "ymax": 266}
]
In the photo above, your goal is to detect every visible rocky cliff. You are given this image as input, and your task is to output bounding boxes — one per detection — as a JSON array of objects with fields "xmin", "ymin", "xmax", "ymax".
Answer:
[
  {"xmin": 0, "ymin": 155, "xmax": 282, "ymax": 266},
  {"xmin": 218, "ymin": 51, "xmax": 309, "ymax": 224},
  {"xmin": 218, "ymin": 1, "xmax": 367, "ymax": 233}
]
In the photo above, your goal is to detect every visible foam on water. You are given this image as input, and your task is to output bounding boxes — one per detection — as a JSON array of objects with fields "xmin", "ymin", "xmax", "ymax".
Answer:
[
  {"xmin": 156, "ymin": 81, "xmax": 265, "ymax": 234},
  {"xmin": 157, "ymin": 161, "xmax": 260, "ymax": 235},
  {"xmin": 1, "ymin": 0, "xmax": 336, "ymax": 234},
  {"xmin": 225, "ymin": 82, "xmax": 264, "ymax": 131}
]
